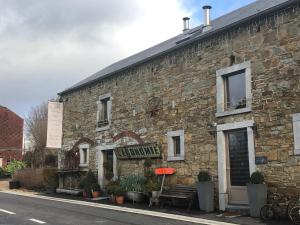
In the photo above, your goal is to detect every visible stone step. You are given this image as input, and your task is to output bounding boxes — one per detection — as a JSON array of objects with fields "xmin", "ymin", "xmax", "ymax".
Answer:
[{"xmin": 226, "ymin": 204, "xmax": 250, "ymax": 216}]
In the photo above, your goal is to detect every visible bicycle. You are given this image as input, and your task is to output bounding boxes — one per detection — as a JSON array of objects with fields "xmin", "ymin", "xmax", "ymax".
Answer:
[
  {"xmin": 260, "ymin": 193, "xmax": 289, "ymax": 221},
  {"xmin": 288, "ymin": 197, "xmax": 300, "ymax": 225}
]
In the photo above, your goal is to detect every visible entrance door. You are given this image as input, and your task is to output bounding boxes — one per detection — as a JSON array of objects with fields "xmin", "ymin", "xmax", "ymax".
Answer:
[
  {"xmin": 103, "ymin": 150, "xmax": 114, "ymax": 182},
  {"xmin": 0, "ymin": 158, "xmax": 2, "ymax": 167},
  {"xmin": 227, "ymin": 129, "xmax": 250, "ymax": 205}
]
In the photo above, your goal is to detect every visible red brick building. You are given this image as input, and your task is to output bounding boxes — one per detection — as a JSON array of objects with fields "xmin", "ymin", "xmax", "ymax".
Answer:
[{"xmin": 0, "ymin": 105, "xmax": 23, "ymax": 167}]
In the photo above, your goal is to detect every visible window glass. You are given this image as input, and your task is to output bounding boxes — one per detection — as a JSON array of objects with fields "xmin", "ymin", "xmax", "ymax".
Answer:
[
  {"xmin": 172, "ymin": 136, "xmax": 181, "ymax": 156},
  {"xmin": 227, "ymin": 129, "xmax": 250, "ymax": 186},
  {"xmin": 226, "ymin": 71, "xmax": 246, "ymax": 110}
]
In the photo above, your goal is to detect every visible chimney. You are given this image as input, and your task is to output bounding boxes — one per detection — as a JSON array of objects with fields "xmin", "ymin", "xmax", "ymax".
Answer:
[
  {"xmin": 182, "ymin": 17, "xmax": 190, "ymax": 33},
  {"xmin": 202, "ymin": 5, "xmax": 212, "ymax": 32}
]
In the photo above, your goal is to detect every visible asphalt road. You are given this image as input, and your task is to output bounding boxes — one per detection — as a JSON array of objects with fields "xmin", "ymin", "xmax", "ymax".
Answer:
[{"xmin": 0, "ymin": 192, "xmax": 211, "ymax": 225}]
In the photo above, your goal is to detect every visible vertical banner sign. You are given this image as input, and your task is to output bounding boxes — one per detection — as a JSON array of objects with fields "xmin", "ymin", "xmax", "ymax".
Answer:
[{"xmin": 46, "ymin": 101, "xmax": 63, "ymax": 149}]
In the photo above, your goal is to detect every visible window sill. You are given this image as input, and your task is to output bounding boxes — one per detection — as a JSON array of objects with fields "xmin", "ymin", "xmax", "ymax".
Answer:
[
  {"xmin": 79, "ymin": 164, "xmax": 88, "ymax": 168},
  {"xmin": 96, "ymin": 124, "xmax": 110, "ymax": 132},
  {"xmin": 216, "ymin": 107, "xmax": 251, "ymax": 118},
  {"xmin": 167, "ymin": 156, "xmax": 185, "ymax": 162}
]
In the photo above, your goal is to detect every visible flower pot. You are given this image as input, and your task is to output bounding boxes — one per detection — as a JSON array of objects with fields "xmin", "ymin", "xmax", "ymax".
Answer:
[
  {"xmin": 115, "ymin": 195, "xmax": 124, "ymax": 204},
  {"xmin": 152, "ymin": 191, "xmax": 160, "ymax": 198},
  {"xmin": 247, "ymin": 183, "xmax": 267, "ymax": 217},
  {"xmin": 92, "ymin": 191, "xmax": 100, "ymax": 198},
  {"xmin": 9, "ymin": 181, "xmax": 20, "ymax": 189},
  {"xmin": 126, "ymin": 191, "xmax": 146, "ymax": 203},
  {"xmin": 197, "ymin": 181, "xmax": 214, "ymax": 212}
]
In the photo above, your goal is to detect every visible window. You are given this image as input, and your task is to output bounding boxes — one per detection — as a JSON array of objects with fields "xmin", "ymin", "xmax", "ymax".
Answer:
[
  {"xmin": 79, "ymin": 143, "xmax": 89, "ymax": 167},
  {"xmin": 216, "ymin": 61, "xmax": 252, "ymax": 117},
  {"xmin": 293, "ymin": 113, "xmax": 300, "ymax": 155},
  {"xmin": 96, "ymin": 93, "xmax": 111, "ymax": 131},
  {"xmin": 167, "ymin": 130, "xmax": 184, "ymax": 161},
  {"xmin": 225, "ymin": 71, "xmax": 246, "ymax": 110},
  {"xmin": 82, "ymin": 148, "xmax": 88, "ymax": 164}
]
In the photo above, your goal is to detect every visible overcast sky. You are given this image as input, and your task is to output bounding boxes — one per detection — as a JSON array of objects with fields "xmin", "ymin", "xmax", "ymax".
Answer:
[{"xmin": 0, "ymin": 0, "xmax": 256, "ymax": 118}]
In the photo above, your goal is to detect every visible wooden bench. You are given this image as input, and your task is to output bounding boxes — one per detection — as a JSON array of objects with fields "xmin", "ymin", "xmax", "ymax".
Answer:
[{"xmin": 159, "ymin": 184, "xmax": 197, "ymax": 210}]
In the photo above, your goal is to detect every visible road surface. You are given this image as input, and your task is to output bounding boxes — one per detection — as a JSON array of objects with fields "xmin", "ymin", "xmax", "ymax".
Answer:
[{"xmin": 0, "ymin": 192, "xmax": 228, "ymax": 225}]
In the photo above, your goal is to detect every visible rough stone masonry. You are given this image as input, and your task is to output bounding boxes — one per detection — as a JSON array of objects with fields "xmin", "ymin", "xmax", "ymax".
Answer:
[{"xmin": 59, "ymin": 2, "xmax": 300, "ymax": 202}]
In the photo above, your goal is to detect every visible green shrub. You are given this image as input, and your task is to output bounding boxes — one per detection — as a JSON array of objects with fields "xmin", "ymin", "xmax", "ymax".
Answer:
[
  {"xmin": 4, "ymin": 160, "xmax": 26, "ymax": 177},
  {"xmin": 114, "ymin": 186, "xmax": 125, "ymax": 196},
  {"xmin": 91, "ymin": 183, "xmax": 101, "ymax": 192},
  {"xmin": 120, "ymin": 174, "xmax": 146, "ymax": 192},
  {"xmin": 144, "ymin": 179, "xmax": 160, "ymax": 193},
  {"xmin": 249, "ymin": 171, "xmax": 264, "ymax": 184},
  {"xmin": 79, "ymin": 170, "xmax": 99, "ymax": 193},
  {"xmin": 198, "ymin": 171, "xmax": 211, "ymax": 182},
  {"xmin": 0, "ymin": 167, "xmax": 9, "ymax": 178}
]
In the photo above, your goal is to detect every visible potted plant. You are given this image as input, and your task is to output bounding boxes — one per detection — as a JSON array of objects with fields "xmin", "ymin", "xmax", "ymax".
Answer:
[
  {"xmin": 107, "ymin": 185, "xmax": 116, "ymax": 203},
  {"xmin": 247, "ymin": 171, "xmax": 267, "ymax": 217},
  {"xmin": 121, "ymin": 175, "xmax": 146, "ymax": 203},
  {"xmin": 79, "ymin": 170, "xmax": 99, "ymax": 199},
  {"xmin": 197, "ymin": 171, "xmax": 214, "ymax": 212},
  {"xmin": 114, "ymin": 186, "xmax": 125, "ymax": 204},
  {"xmin": 145, "ymin": 179, "xmax": 160, "ymax": 198},
  {"xmin": 91, "ymin": 183, "xmax": 101, "ymax": 198}
]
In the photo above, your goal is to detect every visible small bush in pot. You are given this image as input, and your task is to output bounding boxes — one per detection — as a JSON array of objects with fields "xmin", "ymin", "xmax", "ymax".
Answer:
[
  {"xmin": 197, "ymin": 171, "xmax": 214, "ymax": 212},
  {"xmin": 247, "ymin": 171, "xmax": 267, "ymax": 217},
  {"xmin": 114, "ymin": 186, "xmax": 125, "ymax": 204},
  {"xmin": 91, "ymin": 183, "xmax": 101, "ymax": 198},
  {"xmin": 144, "ymin": 179, "xmax": 160, "ymax": 198},
  {"xmin": 79, "ymin": 170, "xmax": 99, "ymax": 198}
]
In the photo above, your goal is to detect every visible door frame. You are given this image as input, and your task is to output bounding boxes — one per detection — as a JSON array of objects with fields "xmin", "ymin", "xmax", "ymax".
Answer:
[
  {"xmin": 96, "ymin": 144, "xmax": 117, "ymax": 189},
  {"xmin": 216, "ymin": 120, "xmax": 256, "ymax": 210}
]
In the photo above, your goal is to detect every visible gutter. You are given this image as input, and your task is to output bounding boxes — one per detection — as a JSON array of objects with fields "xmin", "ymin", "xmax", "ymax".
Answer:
[{"xmin": 58, "ymin": 0, "xmax": 298, "ymax": 96}]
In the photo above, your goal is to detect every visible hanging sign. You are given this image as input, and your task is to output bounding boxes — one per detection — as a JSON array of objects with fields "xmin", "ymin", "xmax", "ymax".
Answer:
[{"xmin": 115, "ymin": 143, "xmax": 161, "ymax": 159}]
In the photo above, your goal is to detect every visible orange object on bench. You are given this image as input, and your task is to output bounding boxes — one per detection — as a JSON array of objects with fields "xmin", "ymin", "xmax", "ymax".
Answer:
[{"xmin": 155, "ymin": 168, "xmax": 176, "ymax": 175}]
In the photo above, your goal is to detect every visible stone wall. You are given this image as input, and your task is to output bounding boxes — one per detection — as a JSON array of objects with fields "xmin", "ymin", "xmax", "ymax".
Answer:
[{"xmin": 60, "ymin": 4, "xmax": 300, "ymax": 196}]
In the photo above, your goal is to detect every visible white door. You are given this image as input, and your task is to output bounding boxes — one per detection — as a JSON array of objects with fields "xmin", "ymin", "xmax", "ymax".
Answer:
[
  {"xmin": 0, "ymin": 158, "xmax": 3, "ymax": 167},
  {"xmin": 226, "ymin": 129, "xmax": 250, "ymax": 205}
]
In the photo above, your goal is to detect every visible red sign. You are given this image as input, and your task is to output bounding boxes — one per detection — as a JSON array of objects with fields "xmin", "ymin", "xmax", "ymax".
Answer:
[{"xmin": 155, "ymin": 168, "xmax": 176, "ymax": 175}]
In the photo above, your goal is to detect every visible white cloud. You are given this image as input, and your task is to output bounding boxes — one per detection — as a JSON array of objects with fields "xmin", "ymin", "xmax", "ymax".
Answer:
[{"xmin": 0, "ymin": 0, "xmax": 196, "ymax": 117}]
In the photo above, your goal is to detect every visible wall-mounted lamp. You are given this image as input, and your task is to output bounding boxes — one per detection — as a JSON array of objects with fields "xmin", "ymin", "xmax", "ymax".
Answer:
[{"xmin": 207, "ymin": 122, "xmax": 217, "ymax": 137}]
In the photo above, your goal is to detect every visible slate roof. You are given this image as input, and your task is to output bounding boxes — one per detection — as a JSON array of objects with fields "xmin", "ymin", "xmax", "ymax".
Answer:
[{"xmin": 59, "ymin": 0, "xmax": 296, "ymax": 95}]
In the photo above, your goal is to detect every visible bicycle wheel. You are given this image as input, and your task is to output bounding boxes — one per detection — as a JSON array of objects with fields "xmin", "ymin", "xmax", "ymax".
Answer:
[
  {"xmin": 289, "ymin": 206, "xmax": 300, "ymax": 225},
  {"xmin": 289, "ymin": 200, "xmax": 300, "ymax": 220},
  {"xmin": 260, "ymin": 205, "xmax": 274, "ymax": 221}
]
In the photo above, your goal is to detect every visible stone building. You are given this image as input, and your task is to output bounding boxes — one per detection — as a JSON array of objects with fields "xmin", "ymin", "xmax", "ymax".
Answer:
[
  {"xmin": 0, "ymin": 105, "xmax": 23, "ymax": 167},
  {"xmin": 58, "ymin": 0, "xmax": 300, "ymax": 210}
]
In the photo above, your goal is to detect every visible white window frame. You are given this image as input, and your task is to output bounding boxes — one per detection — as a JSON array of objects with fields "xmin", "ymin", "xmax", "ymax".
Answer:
[
  {"xmin": 293, "ymin": 113, "xmax": 300, "ymax": 155},
  {"xmin": 216, "ymin": 120, "xmax": 256, "ymax": 211},
  {"xmin": 167, "ymin": 130, "xmax": 185, "ymax": 161},
  {"xmin": 96, "ymin": 93, "xmax": 112, "ymax": 132},
  {"xmin": 216, "ymin": 61, "xmax": 252, "ymax": 117},
  {"xmin": 79, "ymin": 143, "xmax": 89, "ymax": 167}
]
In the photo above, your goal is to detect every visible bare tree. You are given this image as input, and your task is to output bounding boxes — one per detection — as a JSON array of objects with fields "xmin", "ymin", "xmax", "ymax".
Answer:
[{"xmin": 25, "ymin": 102, "xmax": 48, "ymax": 168}]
